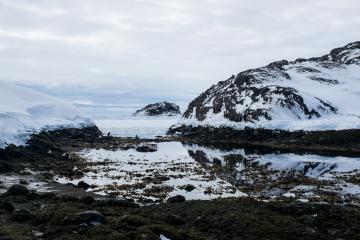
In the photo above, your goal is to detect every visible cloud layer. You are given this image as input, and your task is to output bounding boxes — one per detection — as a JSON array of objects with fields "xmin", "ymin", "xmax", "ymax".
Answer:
[{"xmin": 0, "ymin": 0, "xmax": 360, "ymax": 102}]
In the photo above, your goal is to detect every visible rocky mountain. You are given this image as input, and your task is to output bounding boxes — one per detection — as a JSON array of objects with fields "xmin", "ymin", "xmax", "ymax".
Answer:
[
  {"xmin": 134, "ymin": 102, "xmax": 181, "ymax": 116},
  {"xmin": 177, "ymin": 41, "xmax": 360, "ymax": 131}
]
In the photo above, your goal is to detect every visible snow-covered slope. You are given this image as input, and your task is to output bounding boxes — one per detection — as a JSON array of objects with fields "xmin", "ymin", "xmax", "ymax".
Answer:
[
  {"xmin": 180, "ymin": 41, "xmax": 360, "ymax": 131},
  {"xmin": 0, "ymin": 82, "xmax": 93, "ymax": 148}
]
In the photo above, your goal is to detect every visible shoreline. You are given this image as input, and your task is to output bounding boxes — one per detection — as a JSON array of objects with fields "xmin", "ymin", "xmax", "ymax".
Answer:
[
  {"xmin": 1, "ymin": 127, "xmax": 360, "ymax": 239},
  {"xmin": 169, "ymin": 125, "xmax": 360, "ymax": 157}
]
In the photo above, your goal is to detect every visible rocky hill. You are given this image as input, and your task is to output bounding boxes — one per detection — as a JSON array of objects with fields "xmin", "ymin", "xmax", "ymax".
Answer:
[
  {"xmin": 176, "ymin": 41, "xmax": 360, "ymax": 132},
  {"xmin": 134, "ymin": 102, "xmax": 181, "ymax": 116}
]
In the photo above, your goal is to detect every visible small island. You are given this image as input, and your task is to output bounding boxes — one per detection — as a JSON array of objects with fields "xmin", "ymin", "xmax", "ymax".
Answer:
[{"xmin": 133, "ymin": 101, "xmax": 181, "ymax": 116}]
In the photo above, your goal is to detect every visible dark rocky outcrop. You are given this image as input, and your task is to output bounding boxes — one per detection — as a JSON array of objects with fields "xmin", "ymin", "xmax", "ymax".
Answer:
[
  {"xmin": 167, "ymin": 195, "xmax": 186, "ymax": 203},
  {"xmin": 134, "ymin": 102, "xmax": 181, "ymax": 116}
]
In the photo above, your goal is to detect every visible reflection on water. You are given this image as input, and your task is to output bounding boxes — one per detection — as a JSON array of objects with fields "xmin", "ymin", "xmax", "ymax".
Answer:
[{"xmin": 56, "ymin": 142, "xmax": 360, "ymax": 204}]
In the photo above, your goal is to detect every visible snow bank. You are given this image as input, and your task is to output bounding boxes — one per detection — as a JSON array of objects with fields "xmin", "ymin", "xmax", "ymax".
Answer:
[{"xmin": 0, "ymin": 82, "xmax": 93, "ymax": 148}]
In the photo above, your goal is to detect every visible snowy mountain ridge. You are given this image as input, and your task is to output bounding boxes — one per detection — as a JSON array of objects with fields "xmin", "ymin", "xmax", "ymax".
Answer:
[
  {"xmin": 0, "ymin": 82, "xmax": 93, "ymax": 148},
  {"xmin": 179, "ymin": 41, "xmax": 360, "ymax": 131}
]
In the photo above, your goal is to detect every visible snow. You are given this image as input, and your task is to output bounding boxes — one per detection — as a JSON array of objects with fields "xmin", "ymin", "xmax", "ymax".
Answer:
[
  {"xmin": 160, "ymin": 235, "xmax": 171, "ymax": 240},
  {"xmin": 0, "ymin": 81, "xmax": 93, "ymax": 148}
]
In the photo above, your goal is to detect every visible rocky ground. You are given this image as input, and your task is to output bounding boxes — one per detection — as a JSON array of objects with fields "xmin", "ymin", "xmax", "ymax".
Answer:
[
  {"xmin": 1, "ymin": 127, "xmax": 360, "ymax": 239},
  {"xmin": 1, "ymin": 184, "xmax": 360, "ymax": 240},
  {"xmin": 169, "ymin": 126, "xmax": 360, "ymax": 157}
]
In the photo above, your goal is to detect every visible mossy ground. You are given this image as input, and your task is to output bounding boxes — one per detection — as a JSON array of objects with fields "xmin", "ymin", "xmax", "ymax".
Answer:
[{"xmin": 1, "ymin": 189, "xmax": 360, "ymax": 240}]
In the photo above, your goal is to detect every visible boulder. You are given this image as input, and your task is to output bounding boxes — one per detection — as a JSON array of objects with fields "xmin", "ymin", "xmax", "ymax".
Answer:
[{"xmin": 167, "ymin": 195, "xmax": 186, "ymax": 203}]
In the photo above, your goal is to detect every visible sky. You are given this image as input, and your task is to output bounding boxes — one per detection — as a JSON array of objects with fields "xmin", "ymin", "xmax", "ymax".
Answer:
[{"xmin": 0, "ymin": 0, "xmax": 360, "ymax": 105}]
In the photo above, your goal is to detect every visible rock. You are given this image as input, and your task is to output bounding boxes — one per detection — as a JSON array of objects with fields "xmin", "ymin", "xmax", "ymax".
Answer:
[
  {"xmin": 11, "ymin": 209, "xmax": 34, "ymax": 222},
  {"xmin": 0, "ymin": 201, "xmax": 15, "ymax": 212},
  {"xmin": 80, "ymin": 196, "xmax": 95, "ymax": 205},
  {"xmin": 19, "ymin": 180, "xmax": 29, "ymax": 185},
  {"xmin": 77, "ymin": 181, "xmax": 90, "ymax": 190},
  {"xmin": 63, "ymin": 210, "xmax": 106, "ymax": 226},
  {"xmin": 136, "ymin": 144, "xmax": 157, "ymax": 153},
  {"xmin": 134, "ymin": 102, "xmax": 181, "ymax": 116},
  {"xmin": 167, "ymin": 195, "xmax": 186, "ymax": 203},
  {"xmin": 78, "ymin": 210, "xmax": 106, "ymax": 225},
  {"xmin": 7, "ymin": 184, "xmax": 29, "ymax": 195},
  {"xmin": 184, "ymin": 184, "xmax": 196, "ymax": 192}
]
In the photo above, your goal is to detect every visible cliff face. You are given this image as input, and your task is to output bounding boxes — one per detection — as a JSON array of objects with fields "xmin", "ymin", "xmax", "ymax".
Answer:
[{"xmin": 179, "ymin": 42, "xmax": 360, "ymax": 131}]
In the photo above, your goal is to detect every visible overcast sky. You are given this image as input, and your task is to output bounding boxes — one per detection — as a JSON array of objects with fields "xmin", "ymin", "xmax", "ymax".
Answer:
[{"xmin": 1, "ymin": 0, "xmax": 360, "ymax": 104}]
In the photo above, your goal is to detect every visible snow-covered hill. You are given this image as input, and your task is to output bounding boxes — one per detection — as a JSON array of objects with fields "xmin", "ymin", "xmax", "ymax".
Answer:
[
  {"xmin": 0, "ymin": 82, "xmax": 93, "ymax": 148},
  {"xmin": 179, "ymin": 41, "xmax": 360, "ymax": 131}
]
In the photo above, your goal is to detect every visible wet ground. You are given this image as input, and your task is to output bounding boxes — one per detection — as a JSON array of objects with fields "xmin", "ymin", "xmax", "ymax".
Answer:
[
  {"xmin": 51, "ymin": 141, "xmax": 360, "ymax": 205},
  {"xmin": 1, "ymin": 127, "xmax": 360, "ymax": 239}
]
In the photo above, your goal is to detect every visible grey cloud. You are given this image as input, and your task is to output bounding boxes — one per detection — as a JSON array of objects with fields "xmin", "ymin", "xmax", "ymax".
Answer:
[{"xmin": 0, "ymin": 0, "xmax": 360, "ymax": 104}]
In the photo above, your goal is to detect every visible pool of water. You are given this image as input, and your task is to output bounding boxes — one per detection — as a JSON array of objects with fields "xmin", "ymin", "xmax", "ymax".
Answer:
[
  {"xmin": 94, "ymin": 117, "xmax": 179, "ymax": 138},
  {"xmin": 56, "ymin": 141, "xmax": 360, "ymax": 204}
]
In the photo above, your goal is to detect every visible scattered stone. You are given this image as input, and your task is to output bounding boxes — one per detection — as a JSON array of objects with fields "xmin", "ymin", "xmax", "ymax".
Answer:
[
  {"xmin": 167, "ymin": 195, "xmax": 186, "ymax": 203},
  {"xmin": 77, "ymin": 181, "xmax": 90, "ymax": 190}
]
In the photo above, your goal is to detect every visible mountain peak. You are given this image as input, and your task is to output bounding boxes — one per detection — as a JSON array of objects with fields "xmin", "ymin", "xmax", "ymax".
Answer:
[{"xmin": 328, "ymin": 41, "xmax": 360, "ymax": 64}]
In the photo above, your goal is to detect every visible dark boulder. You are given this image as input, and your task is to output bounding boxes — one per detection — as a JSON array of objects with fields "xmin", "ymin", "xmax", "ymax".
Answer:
[
  {"xmin": 77, "ymin": 181, "xmax": 90, "ymax": 190},
  {"xmin": 184, "ymin": 184, "xmax": 196, "ymax": 192},
  {"xmin": 167, "ymin": 195, "xmax": 186, "ymax": 203}
]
